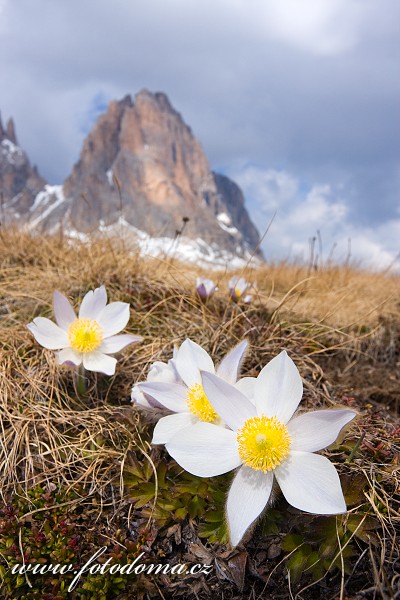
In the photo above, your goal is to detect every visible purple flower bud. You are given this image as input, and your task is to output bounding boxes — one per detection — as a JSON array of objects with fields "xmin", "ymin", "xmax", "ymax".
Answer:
[{"xmin": 196, "ymin": 277, "xmax": 217, "ymax": 301}]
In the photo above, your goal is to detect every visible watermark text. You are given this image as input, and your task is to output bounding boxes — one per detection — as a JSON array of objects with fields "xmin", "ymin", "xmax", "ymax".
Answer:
[{"xmin": 11, "ymin": 546, "xmax": 213, "ymax": 591}]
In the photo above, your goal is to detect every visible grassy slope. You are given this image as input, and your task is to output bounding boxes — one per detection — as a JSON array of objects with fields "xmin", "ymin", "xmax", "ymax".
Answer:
[{"xmin": 0, "ymin": 229, "xmax": 399, "ymax": 599}]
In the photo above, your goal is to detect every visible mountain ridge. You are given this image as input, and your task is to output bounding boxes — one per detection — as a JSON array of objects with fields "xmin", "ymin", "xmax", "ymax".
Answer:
[{"xmin": 1, "ymin": 90, "xmax": 262, "ymax": 263}]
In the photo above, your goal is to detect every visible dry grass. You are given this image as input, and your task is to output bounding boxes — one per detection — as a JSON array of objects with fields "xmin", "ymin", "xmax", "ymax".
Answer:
[{"xmin": 0, "ymin": 228, "xmax": 399, "ymax": 599}]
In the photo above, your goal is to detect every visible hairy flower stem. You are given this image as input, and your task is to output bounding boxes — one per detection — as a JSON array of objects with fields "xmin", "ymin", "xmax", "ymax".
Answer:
[{"xmin": 75, "ymin": 364, "xmax": 87, "ymax": 397}]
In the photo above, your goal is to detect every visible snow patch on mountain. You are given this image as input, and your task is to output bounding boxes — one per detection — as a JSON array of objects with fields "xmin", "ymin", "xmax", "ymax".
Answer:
[
  {"xmin": 217, "ymin": 212, "xmax": 240, "ymax": 235},
  {"xmin": 65, "ymin": 216, "xmax": 258, "ymax": 270},
  {"xmin": 1, "ymin": 139, "xmax": 24, "ymax": 165},
  {"xmin": 106, "ymin": 169, "xmax": 113, "ymax": 186},
  {"xmin": 28, "ymin": 185, "xmax": 65, "ymax": 229}
]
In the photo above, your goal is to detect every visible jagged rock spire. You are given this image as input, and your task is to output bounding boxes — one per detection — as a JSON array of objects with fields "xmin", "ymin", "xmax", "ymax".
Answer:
[
  {"xmin": 0, "ymin": 113, "xmax": 18, "ymax": 144},
  {"xmin": 6, "ymin": 118, "xmax": 17, "ymax": 144},
  {"xmin": 0, "ymin": 110, "xmax": 47, "ymax": 219}
]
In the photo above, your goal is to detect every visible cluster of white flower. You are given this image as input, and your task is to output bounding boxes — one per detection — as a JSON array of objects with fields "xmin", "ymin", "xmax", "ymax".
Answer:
[
  {"xmin": 196, "ymin": 276, "xmax": 256, "ymax": 303},
  {"xmin": 132, "ymin": 338, "xmax": 356, "ymax": 547},
  {"xmin": 27, "ymin": 285, "xmax": 356, "ymax": 547}
]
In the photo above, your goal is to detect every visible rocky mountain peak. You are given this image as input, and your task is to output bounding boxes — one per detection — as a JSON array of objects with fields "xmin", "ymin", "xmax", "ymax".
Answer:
[
  {"xmin": 1, "ymin": 93, "xmax": 262, "ymax": 263},
  {"xmin": 59, "ymin": 90, "xmax": 262, "ymax": 257},
  {"xmin": 6, "ymin": 118, "xmax": 17, "ymax": 145},
  {"xmin": 0, "ymin": 114, "xmax": 17, "ymax": 144},
  {"xmin": 135, "ymin": 89, "xmax": 183, "ymax": 122},
  {"xmin": 0, "ymin": 112, "xmax": 47, "ymax": 222}
]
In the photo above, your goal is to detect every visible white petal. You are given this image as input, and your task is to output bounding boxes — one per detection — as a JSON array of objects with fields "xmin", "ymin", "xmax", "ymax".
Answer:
[
  {"xmin": 216, "ymin": 339, "xmax": 248, "ymax": 384},
  {"xmin": 82, "ymin": 351, "xmax": 117, "ymax": 375},
  {"xmin": 57, "ymin": 347, "xmax": 82, "ymax": 366},
  {"xmin": 98, "ymin": 334, "xmax": 142, "ymax": 354},
  {"xmin": 254, "ymin": 351, "xmax": 303, "ymax": 423},
  {"xmin": 166, "ymin": 422, "xmax": 241, "ymax": 477},
  {"xmin": 196, "ymin": 277, "xmax": 216, "ymax": 293},
  {"xmin": 174, "ymin": 339, "xmax": 215, "ymax": 387},
  {"xmin": 131, "ymin": 385, "xmax": 152, "ymax": 407},
  {"xmin": 236, "ymin": 278, "xmax": 249, "ymax": 294},
  {"xmin": 227, "ymin": 466, "xmax": 274, "ymax": 547},
  {"xmin": 97, "ymin": 302, "xmax": 130, "ymax": 337},
  {"xmin": 132, "ymin": 362, "xmax": 181, "ymax": 408},
  {"xmin": 229, "ymin": 276, "xmax": 248, "ymax": 292},
  {"xmin": 79, "ymin": 285, "xmax": 108, "ymax": 319},
  {"xmin": 53, "ymin": 291, "xmax": 76, "ymax": 330},
  {"xmin": 196, "ymin": 278, "xmax": 216, "ymax": 299},
  {"xmin": 131, "ymin": 385, "xmax": 164, "ymax": 408},
  {"xmin": 275, "ymin": 451, "xmax": 347, "ymax": 514},
  {"xmin": 147, "ymin": 360, "xmax": 181, "ymax": 384},
  {"xmin": 288, "ymin": 409, "xmax": 357, "ymax": 452},
  {"xmin": 152, "ymin": 412, "xmax": 197, "ymax": 444},
  {"xmin": 137, "ymin": 382, "xmax": 189, "ymax": 413},
  {"xmin": 234, "ymin": 377, "xmax": 256, "ymax": 403},
  {"xmin": 27, "ymin": 317, "xmax": 70, "ymax": 349},
  {"xmin": 228, "ymin": 276, "xmax": 238, "ymax": 288},
  {"xmin": 229, "ymin": 277, "xmax": 248, "ymax": 297},
  {"xmin": 201, "ymin": 371, "xmax": 256, "ymax": 431}
]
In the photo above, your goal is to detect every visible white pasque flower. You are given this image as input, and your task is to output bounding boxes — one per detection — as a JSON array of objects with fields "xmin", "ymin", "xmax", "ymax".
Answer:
[
  {"xmin": 196, "ymin": 277, "xmax": 217, "ymax": 301},
  {"xmin": 27, "ymin": 286, "xmax": 142, "ymax": 375},
  {"xmin": 166, "ymin": 350, "xmax": 357, "ymax": 547},
  {"xmin": 137, "ymin": 338, "xmax": 249, "ymax": 444},
  {"xmin": 131, "ymin": 349, "xmax": 181, "ymax": 409},
  {"xmin": 229, "ymin": 276, "xmax": 250, "ymax": 301}
]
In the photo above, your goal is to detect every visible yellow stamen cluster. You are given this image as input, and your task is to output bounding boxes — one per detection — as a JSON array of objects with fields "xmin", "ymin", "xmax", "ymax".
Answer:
[
  {"xmin": 68, "ymin": 318, "xmax": 103, "ymax": 353},
  {"xmin": 186, "ymin": 383, "xmax": 218, "ymax": 422},
  {"xmin": 237, "ymin": 415, "xmax": 291, "ymax": 472}
]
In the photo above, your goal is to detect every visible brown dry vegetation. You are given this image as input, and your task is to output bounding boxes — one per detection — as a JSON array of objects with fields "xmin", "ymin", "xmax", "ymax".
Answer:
[{"xmin": 0, "ymin": 228, "xmax": 399, "ymax": 600}]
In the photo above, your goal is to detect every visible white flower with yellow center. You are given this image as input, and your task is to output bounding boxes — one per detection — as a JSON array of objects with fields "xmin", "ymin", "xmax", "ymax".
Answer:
[
  {"xmin": 228, "ymin": 276, "xmax": 249, "ymax": 301},
  {"xmin": 27, "ymin": 286, "xmax": 142, "ymax": 375},
  {"xmin": 137, "ymin": 338, "xmax": 249, "ymax": 444},
  {"xmin": 166, "ymin": 350, "xmax": 357, "ymax": 547}
]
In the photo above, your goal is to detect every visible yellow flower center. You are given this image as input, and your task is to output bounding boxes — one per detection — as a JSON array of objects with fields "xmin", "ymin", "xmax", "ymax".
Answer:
[
  {"xmin": 235, "ymin": 287, "xmax": 242, "ymax": 298},
  {"xmin": 68, "ymin": 318, "xmax": 103, "ymax": 353},
  {"xmin": 186, "ymin": 383, "xmax": 218, "ymax": 423},
  {"xmin": 237, "ymin": 415, "xmax": 291, "ymax": 472}
]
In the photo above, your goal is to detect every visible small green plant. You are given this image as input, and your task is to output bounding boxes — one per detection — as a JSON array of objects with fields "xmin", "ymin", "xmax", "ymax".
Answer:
[
  {"xmin": 281, "ymin": 472, "xmax": 380, "ymax": 586},
  {"xmin": 124, "ymin": 451, "xmax": 229, "ymax": 543}
]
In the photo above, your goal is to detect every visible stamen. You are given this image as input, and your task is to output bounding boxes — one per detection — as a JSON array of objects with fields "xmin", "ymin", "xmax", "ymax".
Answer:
[
  {"xmin": 68, "ymin": 318, "xmax": 103, "ymax": 353},
  {"xmin": 237, "ymin": 415, "xmax": 291, "ymax": 472},
  {"xmin": 186, "ymin": 383, "xmax": 218, "ymax": 422}
]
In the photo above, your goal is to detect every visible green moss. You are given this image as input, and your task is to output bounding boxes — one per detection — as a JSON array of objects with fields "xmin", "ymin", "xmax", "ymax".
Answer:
[{"xmin": 0, "ymin": 484, "xmax": 146, "ymax": 599}]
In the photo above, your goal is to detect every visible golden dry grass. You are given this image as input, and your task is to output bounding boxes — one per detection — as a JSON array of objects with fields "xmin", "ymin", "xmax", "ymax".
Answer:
[{"xmin": 0, "ymin": 228, "xmax": 399, "ymax": 598}]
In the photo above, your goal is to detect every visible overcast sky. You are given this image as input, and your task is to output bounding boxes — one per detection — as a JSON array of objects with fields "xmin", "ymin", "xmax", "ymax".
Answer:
[{"xmin": 1, "ymin": 0, "xmax": 399, "ymax": 269}]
